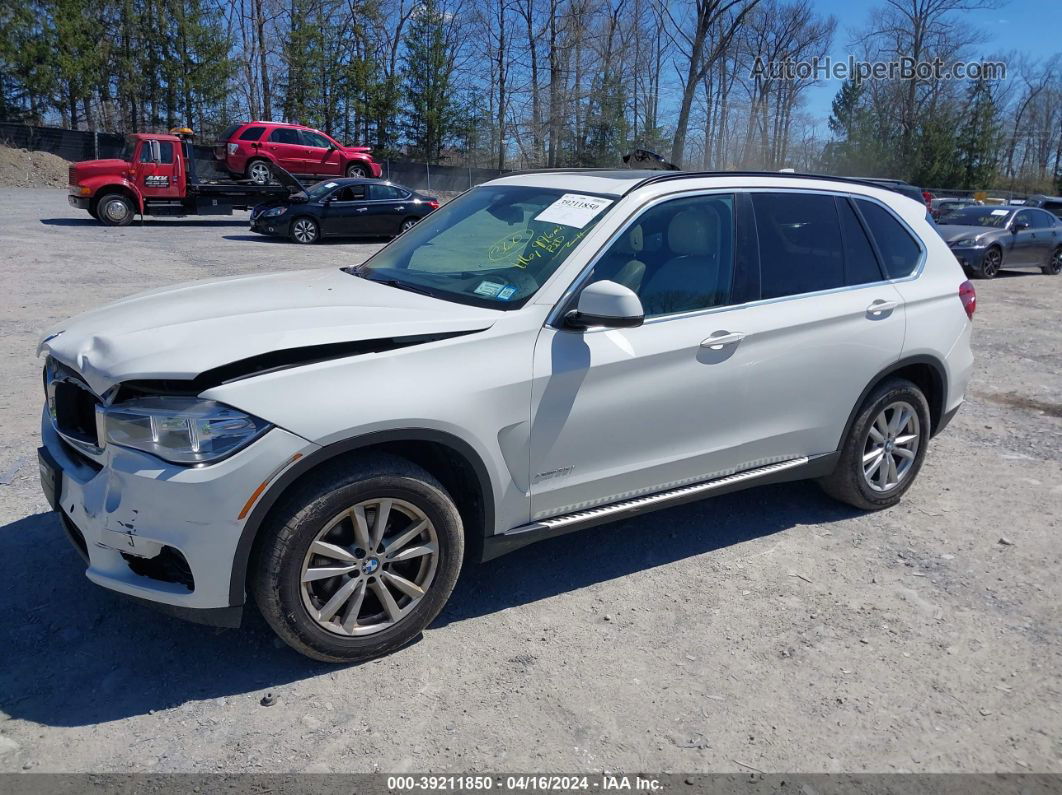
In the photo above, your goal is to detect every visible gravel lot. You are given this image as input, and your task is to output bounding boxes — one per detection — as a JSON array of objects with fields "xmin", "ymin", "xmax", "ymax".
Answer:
[{"xmin": 0, "ymin": 187, "xmax": 1059, "ymax": 774}]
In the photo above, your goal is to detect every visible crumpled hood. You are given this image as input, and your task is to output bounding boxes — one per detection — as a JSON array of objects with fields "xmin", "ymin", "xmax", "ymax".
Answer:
[
  {"xmin": 935, "ymin": 224, "xmax": 998, "ymax": 244},
  {"xmin": 39, "ymin": 268, "xmax": 496, "ymax": 395}
]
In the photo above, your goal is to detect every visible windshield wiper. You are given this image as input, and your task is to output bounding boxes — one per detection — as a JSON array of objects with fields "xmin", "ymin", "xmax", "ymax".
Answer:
[{"xmin": 369, "ymin": 277, "xmax": 435, "ymax": 297}]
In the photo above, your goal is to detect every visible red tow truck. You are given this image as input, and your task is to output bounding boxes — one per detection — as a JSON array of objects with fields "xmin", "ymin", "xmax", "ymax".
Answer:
[{"xmin": 67, "ymin": 129, "xmax": 302, "ymax": 226}]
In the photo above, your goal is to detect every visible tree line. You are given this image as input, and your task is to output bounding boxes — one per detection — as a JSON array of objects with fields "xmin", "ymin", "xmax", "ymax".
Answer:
[{"xmin": 0, "ymin": 0, "xmax": 1059, "ymax": 192}]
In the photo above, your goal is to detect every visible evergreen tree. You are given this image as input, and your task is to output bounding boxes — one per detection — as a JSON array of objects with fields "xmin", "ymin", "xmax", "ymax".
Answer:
[
  {"xmin": 401, "ymin": 0, "xmax": 459, "ymax": 161},
  {"xmin": 955, "ymin": 77, "xmax": 1001, "ymax": 190}
]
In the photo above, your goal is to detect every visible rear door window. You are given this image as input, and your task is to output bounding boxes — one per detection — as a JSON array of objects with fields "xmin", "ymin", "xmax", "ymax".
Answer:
[
  {"xmin": 370, "ymin": 184, "xmax": 408, "ymax": 200},
  {"xmin": 855, "ymin": 199, "xmax": 922, "ymax": 279},
  {"xmin": 238, "ymin": 126, "xmax": 266, "ymax": 141},
  {"xmin": 751, "ymin": 192, "xmax": 845, "ymax": 298},
  {"xmin": 837, "ymin": 197, "xmax": 884, "ymax": 286}
]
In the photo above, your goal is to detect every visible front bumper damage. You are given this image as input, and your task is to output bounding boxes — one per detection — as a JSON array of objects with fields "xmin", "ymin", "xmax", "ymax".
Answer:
[{"xmin": 40, "ymin": 408, "xmax": 316, "ymax": 625}]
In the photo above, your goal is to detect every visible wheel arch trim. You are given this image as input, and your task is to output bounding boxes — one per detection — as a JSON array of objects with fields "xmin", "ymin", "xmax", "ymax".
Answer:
[
  {"xmin": 227, "ymin": 427, "xmax": 496, "ymax": 606},
  {"xmin": 837, "ymin": 354, "xmax": 949, "ymax": 452}
]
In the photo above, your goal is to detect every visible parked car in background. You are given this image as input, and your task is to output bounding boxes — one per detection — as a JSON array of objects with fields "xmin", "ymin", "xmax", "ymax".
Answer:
[
  {"xmin": 215, "ymin": 121, "xmax": 382, "ymax": 185},
  {"xmin": 930, "ymin": 197, "xmax": 981, "ymax": 220},
  {"xmin": 860, "ymin": 178, "xmax": 932, "ymax": 211},
  {"xmin": 1023, "ymin": 194, "xmax": 1062, "ymax": 220},
  {"xmin": 936, "ymin": 204, "xmax": 1062, "ymax": 278},
  {"xmin": 39, "ymin": 169, "xmax": 974, "ymax": 661},
  {"xmin": 250, "ymin": 178, "xmax": 438, "ymax": 243}
]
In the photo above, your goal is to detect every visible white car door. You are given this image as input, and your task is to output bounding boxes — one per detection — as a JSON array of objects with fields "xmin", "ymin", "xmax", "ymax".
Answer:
[
  {"xmin": 529, "ymin": 193, "xmax": 755, "ymax": 521},
  {"xmin": 528, "ymin": 189, "xmax": 909, "ymax": 522}
]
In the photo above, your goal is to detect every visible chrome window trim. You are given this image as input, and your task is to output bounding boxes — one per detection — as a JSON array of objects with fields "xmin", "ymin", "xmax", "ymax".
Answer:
[{"xmin": 547, "ymin": 186, "xmax": 927, "ymax": 330}]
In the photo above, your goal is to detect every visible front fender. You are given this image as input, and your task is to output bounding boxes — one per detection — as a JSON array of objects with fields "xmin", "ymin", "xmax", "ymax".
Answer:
[{"xmin": 81, "ymin": 176, "xmax": 144, "ymax": 211}]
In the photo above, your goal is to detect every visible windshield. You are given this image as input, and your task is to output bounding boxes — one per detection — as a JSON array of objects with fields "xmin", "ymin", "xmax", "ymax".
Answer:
[
  {"xmin": 347, "ymin": 185, "xmax": 616, "ymax": 308},
  {"xmin": 304, "ymin": 180, "xmax": 341, "ymax": 201},
  {"xmin": 937, "ymin": 207, "xmax": 1014, "ymax": 228}
]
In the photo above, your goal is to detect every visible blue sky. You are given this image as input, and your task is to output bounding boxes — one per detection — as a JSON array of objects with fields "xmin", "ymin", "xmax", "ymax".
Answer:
[{"xmin": 801, "ymin": 0, "xmax": 1062, "ymax": 132}]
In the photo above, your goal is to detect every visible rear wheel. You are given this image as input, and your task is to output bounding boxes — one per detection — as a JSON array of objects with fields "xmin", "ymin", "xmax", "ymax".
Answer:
[
  {"xmin": 96, "ymin": 193, "xmax": 134, "ymax": 226},
  {"xmin": 976, "ymin": 245, "xmax": 1002, "ymax": 279},
  {"xmin": 345, "ymin": 163, "xmax": 368, "ymax": 178},
  {"xmin": 251, "ymin": 455, "xmax": 464, "ymax": 662},
  {"xmin": 400, "ymin": 217, "xmax": 418, "ymax": 233},
  {"xmin": 290, "ymin": 216, "xmax": 320, "ymax": 244},
  {"xmin": 1043, "ymin": 246, "xmax": 1062, "ymax": 275},
  {"xmin": 246, "ymin": 159, "xmax": 273, "ymax": 185},
  {"xmin": 819, "ymin": 377, "xmax": 931, "ymax": 510}
]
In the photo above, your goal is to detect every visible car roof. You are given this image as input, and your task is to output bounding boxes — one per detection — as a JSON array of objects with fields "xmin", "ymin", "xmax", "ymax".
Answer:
[
  {"xmin": 485, "ymin": 169, "xmax": 930, "ymax": 202},
  {"xmin": 313, "ymin": 178, "xmax": 414, "ymax": 190}
]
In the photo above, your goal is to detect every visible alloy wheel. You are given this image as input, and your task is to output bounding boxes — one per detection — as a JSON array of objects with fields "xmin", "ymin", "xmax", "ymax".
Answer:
[
  {"xmin": 982, "ymin": 248, "xmax": 1001, "ymax": 278},
  {"xmin": 1049, "ymin": 248, "xmax": 1062, "ymax": 275},
  {"xmin": 346, "ymin": 164, "xmax": 367, "ymax": 178},
  {"xmin": 862, "ymin": 401, "xmax": 920, "ymax": 493},
  {"xmin": 401, "ymin": 218, "xmax": 417, "ymax": 232},
  {"xmin": 249, "ymin": 162, "xmax": 272, "ymax": 184},
  {"xmin": 292, "ymin": 218, "xmax": 318, "ymax": 243},
  {"xmin": 300, "ymin": 498, "xmax": 439, "ymax": 637}
]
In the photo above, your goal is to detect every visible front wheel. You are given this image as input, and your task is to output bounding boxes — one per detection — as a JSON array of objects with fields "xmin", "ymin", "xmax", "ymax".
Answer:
[
  {"xmin": 96, "ymin": 193, "xmax": 135, "ymax": 226},
  {"xmin": 289, "ymin": 217, "xmax": 320, "ymax": 244},
  {"xmin": 976, "ymin": 246, "xmax": 1002, "ymax": 279},
  {"xmin": 345, "ymin": 163, "xmax": 368, "ymax": 178},
  {"xmin": 251, "ymin": 455, "xmax": 465, "ymax": 662},
  {"xmin": 819, "ymin": 377, "xmax": 931, "ymax": 511},
  {"xmin": 1043, "ymin": 246, "xmax": 1062, "ymax": 275}
]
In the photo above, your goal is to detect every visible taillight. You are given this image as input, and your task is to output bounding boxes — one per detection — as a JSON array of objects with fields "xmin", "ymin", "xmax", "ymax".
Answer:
[
  {"xmin": 227, "ymin": 142, "xmax": 239, "ymax": 155},
  {"xmin": 959, "ymin": 280, "xmax": 976, "ymax": 319},
  {"xmin": 428, "ymin": 200, "xmax": 439, "ymax": 209}
]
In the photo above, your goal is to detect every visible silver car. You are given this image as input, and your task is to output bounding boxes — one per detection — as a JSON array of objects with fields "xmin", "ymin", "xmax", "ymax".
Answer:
[{"xmin": 38, "ymin": 171, "xmax": 975, "ymax": 661}]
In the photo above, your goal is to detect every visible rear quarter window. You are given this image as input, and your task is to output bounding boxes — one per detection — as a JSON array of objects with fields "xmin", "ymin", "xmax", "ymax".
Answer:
[
  {"xmin": 855, "ymin": 199, "xmax": 922, "ymax": 279},
  {"xmin": 238, "ymin": 126, "xmax": 266, "ymax": 141}
]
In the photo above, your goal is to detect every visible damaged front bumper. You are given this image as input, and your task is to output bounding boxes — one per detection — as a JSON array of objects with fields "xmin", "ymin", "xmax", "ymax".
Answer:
[{"xmin": 40, "ymin": 407, "xmax": 315, "ymax": 625}]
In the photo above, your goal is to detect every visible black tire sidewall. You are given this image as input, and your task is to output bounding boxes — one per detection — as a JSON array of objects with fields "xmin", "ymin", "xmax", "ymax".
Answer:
[
  {"xmin": 847, "ymin": 380, "xmax": 931, "ymax": 509},
  {"xmin": 978, "ymin": 247, "xmax": 1001, "ymax": 278},
  {"xmin": 256, "ymin": 468, "xmax": 464, "ymax": 662},
  {"xmin": 289, "ymin": 217, "xmax": 319, "ymax": 244},
  {"xmin": 1043, "ymin": 247, "xmax": 1062, "ymax": 275}
]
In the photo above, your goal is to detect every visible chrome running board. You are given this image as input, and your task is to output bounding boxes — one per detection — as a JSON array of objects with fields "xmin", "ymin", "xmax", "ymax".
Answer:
[{"xmin": 506, "ymin": 456, "xmax": 810, "ymax": 537}]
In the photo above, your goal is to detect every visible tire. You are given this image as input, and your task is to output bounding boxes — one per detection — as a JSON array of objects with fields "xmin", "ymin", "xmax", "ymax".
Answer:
[
  {"xmin": 289, "ymin": 216, "xmax": 320, "ymax": 244},
  {"xmin": 1042, "ymin": 246, "xmax": 1062, "ymax": 276},
  {"xmin": 399, "ymin": 217, "xmax": 418, "ymax": 233},
  {"xmin": 96, "ymin": 193, "xmax": 135, "ymax": 226},
  {"xmin": 819, "ymin": 377, "xmax": 931, "ymax": 511},
  {"xmin": 345, "ymin": 163, "xmax": 368, "ymax": 178},
  {"xmin": 246, "ymin": 159, "xmax": 273, "ymax": 185},
  {"xmin": 251, "ymin": 454, "xmax": 465, "ymax": 662},
  {"xmin": 975, "ymin": 245, "xmax": 1002, "ymax": 279}
]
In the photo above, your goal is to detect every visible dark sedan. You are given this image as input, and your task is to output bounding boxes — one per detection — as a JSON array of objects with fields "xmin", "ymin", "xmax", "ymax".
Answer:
[
  {"xmin": 250, "ymin": 178, "xmax": 439, "ymax": 243},
  {"xmin": 935, "ymin": 205, "xmax": 1062, "ymax": 279}
]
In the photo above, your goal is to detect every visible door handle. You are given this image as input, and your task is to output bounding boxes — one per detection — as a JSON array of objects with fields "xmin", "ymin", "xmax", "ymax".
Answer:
[
  {"xmin": 866, "ymin": 299, "xmax": 899, "ymax": 315},
  {"xmin": 700, "ymin": 331, "xmax": 745, "ymax": 348},
  {"xmin": 395, "ymin": 205, "xmax": 405, "ymax": 211},
  {"xmin": 356, "ymin": 207, "xmax": 367, "ymax": 212}
]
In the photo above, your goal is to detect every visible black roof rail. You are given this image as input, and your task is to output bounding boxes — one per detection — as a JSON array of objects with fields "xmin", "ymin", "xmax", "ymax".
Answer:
[{"xmin": 626, "ymin": 170, "xmax": 910, "ymax": 195}]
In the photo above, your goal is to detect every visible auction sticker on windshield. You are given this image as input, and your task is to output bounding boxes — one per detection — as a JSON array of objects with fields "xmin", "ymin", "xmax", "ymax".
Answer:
[{"xmin": 534, "ymin": 194, "xmax": 613, "ymax": 228}]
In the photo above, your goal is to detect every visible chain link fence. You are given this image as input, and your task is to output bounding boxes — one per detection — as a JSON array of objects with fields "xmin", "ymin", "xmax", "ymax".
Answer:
[{"xmin": 0, "ymin": 122, "xmax": 510, "ymax": 192}]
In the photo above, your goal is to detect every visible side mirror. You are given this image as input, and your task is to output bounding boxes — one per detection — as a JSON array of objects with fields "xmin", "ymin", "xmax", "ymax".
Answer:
[
  {"xmin": 564, "ymin": 280, "xmax": 644, "ymax": 330},
  {"xmin": 1012, "ymin": 220, "xmax": 1029, "ymax": 232}
]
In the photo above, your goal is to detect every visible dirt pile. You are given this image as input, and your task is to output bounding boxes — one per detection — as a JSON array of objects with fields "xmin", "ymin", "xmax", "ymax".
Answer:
[{"xmin": 0, "ymin": 144, "xmax": 70, "ymax": 188}]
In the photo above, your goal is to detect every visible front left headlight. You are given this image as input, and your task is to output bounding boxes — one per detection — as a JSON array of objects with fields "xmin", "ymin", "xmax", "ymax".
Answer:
[
  {"xmin": 951, "ymin": 237, "xmax": 982, "ymax": 248},
  {"xmin": 261, "ymin": 206, "xmax": 287, "ymax": 218},
  {"xmin": 103, "ymin": 397, "xmax": 272, "ymax": 465}
]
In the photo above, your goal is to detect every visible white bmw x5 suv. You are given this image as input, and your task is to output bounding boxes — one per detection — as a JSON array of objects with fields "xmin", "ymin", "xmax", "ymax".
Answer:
[{"xmin": 38, "ymin": 170, "xmax": 975, "ymax": 661}]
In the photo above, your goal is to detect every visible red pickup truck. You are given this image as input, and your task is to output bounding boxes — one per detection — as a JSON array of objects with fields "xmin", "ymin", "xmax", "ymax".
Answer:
[{"xmin": 67, "ymin": 130, "xmax": 300, "ymax": 226}]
